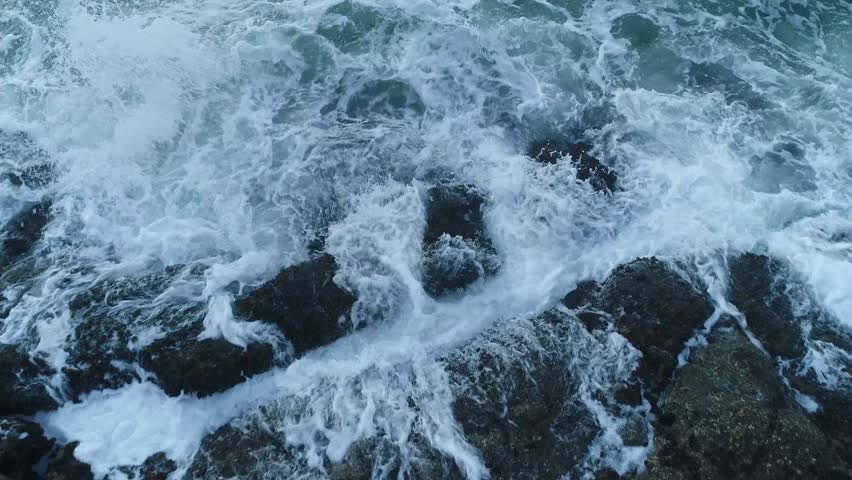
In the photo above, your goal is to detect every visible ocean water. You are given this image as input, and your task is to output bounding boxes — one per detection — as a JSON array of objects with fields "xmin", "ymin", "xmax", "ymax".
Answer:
[{"xmin": 1, "ymin": 0, "xmax": 851, "ymax": 478}]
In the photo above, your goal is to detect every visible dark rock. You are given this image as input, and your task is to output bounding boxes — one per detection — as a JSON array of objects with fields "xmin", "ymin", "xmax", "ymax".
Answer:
[
  {"xmin": 619, "ymin": 411, "xmax": 650, "ymax": 447},
  {"xmin": 43, "ymin": 442, "xmax": 94, "ymax": 480},
  {"xmin": 594, "ymin": 257, "xmax": 714, "ymax": 395},
  {"xmin": 234, "ymin": 254, "xmax": 356, "ymax": 356},
  {"xmin": 63, "ymin": 313, "xmax": 136, "ymax": 398},
  {"xmin": 0, "ymin": 417, "xmax": 54, "ymax": 480},
  {"xmin": 526, "ymin": 141, "xmax": 617, "ymax": 192},
  {"xmin": 139, "ymin": 324, "xmax": 275, "ymax": 397},
  {"xmin": 729, "ymin": 253, "xmax": 805, "ymax": 359},
  {"xmin": 1, "ymin": 200, "xmax": 52, "ymax": 269},
  {"xmin": 563, "ymin": 280, "xmax": 601, "ymax": 309},
  {"xmin": 614, "ymin": 380, "xmax": 644, "ymax": 407},
  {"xmin": 328, "ymin": 436, "xmax": 463, "ymax": 480},
  {"xmin": 576, "ymin": 311, "xmax": 609, "ymax": 332},
  {"xmin": 423, "ymin": 185, "xmax": 489, "ymax": 245},
  {"xmin": 784, "ymin": 321, "xmax": 852, "ymax": 461},
  {"xmin": 187, "ymin": 424, "xmax": 292, "ymax": 479},
  {"xmin": 642, "ymin": 328, "xmax": 850, "ymax": 480},
  {"xmin": 66, "ymin": 269, "xmax": 278, "ymax": 399},
  {"xmin": 421, "ymin": 185, "xmax": 499, "ymax": 297},
  {"xmin": 139, "ymin": 452, "xmax": 177, "ymax": 480},
  {"xmin": 421, "ymin": 234, "xmax": 499, "ymax": 297},
  {"xmin": 445, "ymin": 312, "xmax": 599, "ymax": 480},
  {"xmin": 0, "ymin": 344, "xmax": 57, "ymax": 415},
  {"xmin": 595, "ymin": 468, "xmax": 624, "ymax": 480}
]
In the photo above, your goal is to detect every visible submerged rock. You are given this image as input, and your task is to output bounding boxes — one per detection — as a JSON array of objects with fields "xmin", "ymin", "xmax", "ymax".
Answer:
[
  {"xmin": 234, "ymin": 254, "xmax": 357, "ymax": 356},
  {"xmin": 527, "ymin": 140, "xmax": 617, "ymax": 192},
  {"xmin": 421, "ymin": 185, "xmax": 499, "ymax": 297},
  {"xmin": 684, "ymin": 61, "xmax": 768, "ymax": 110},
  {"xmin": 444, "ymin": 312, "xmax": 600, "ymax": 480},
  {"xmin": 0, "ymin": 130, "xmax": 53, "ymax": 189},
  {"xmin": 611, "ymin": 13, "xmax": 661, "ymax": 48},
  {"xmin": 43, "ymin": 442, "xmax": 94, "ymax": 480},
  {"xmin": 0, "ymin": 344, "xmax": 57, "ymax": 415},
  {"xmin": 729, "ymin": 253, "xmax": 805, "ymax": 359},
  {"xmin": 0, "ymin": 200, "xmax": 52, "ymax": 270},
  {"xmin": 642, "ymin": 326, "xmax": 850, "ymax": 480},
  {"xmin": 0, "ymin": 417, "xmax": 54, "ymax": 480},
  {"xmin": 564, "ymin": 257, "xmax": 714, "ymax": 397},
  {"xmin": 747, "ymin": 142, "xmax": 817, "ymax": 194},
  {"xmin": 1, "ymin": 164, "xmax": 53, "ymax": 190}
]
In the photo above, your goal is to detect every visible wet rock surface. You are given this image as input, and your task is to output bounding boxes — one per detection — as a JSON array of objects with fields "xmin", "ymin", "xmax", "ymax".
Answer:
[
  {"xmin": 0, "ymin": 200, "xmax": 52, "ymax": 270},
  {"xmin": 327, "ymin": 436, "xmax": 463, "ymax": 480},
  {"xmin": 0, "ymin": 131, "xmax": 53, "ymax": 189},
  {"xmin": 65, "ymin": 269, "xmax": 278, "ymax": 399},
  {"xmin": 421, "ymin": 185, "xmax": 499, "ymax": 297},
  {"xmin": 186, "ymin": 423, "xmax": 296, "ymax": 480},
  {"xmin": 140, "ymin": 323, "xmax": 275, "ymax": 397},
  {"xmin": 43, "ymin": 442, "xmax": 94, "ymax": 480},
  {"xmin": 642, "ymin": 326, "xmax": 850, "ymax": 480},
  {"xmin": 729, "ymin": 253, "xmax": 805, "ymax": 358},
  {"xmin": 63, "ymin": 311, "xmax": 137, "ymax": 398},
  {"xmin": 0, "ymin": 417, "xmax": 54, "ymax": 480},
  {"xmin": 444, "ymin": 311, "xmax": 602, "ymax": 480},
  {"xmin": 235, "ymin": 253, "xmax": 357, "ymax": 356},
  {"xmin": 139, "ymin": 452, "xmax": 178, "ymax": 480},
  {"xmin": 527, "ymin": 140, "xmax": 618, "ymax": 192},
  {"xmin": 786, "ymin": 318, "xmax": 852, "ymax": 463},
  {"xmin": 0, "ymin": 344, "xmax": 57, "ymax": 415},
  {"xmin": 182, "ymin": 252, "xmax": 852, "ymax": 480},
  {"xmin": 564, "ymin": 257, "xmax": 714, "ymax": 397}
]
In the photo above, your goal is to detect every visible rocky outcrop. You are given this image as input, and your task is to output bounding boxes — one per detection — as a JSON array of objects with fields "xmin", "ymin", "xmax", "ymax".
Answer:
[
  {"xmin": 642, "ymin": 325, "xmax": 850, "ymax": 480},
  {"xmin": 421, "ymin": 185, "xmax": 499, "ymax": 297},
  {"xmin": 43, "ymin": 442, "xmax": 94, "ymax": 480},
  {"xmin": 140, "ymin": 452, "xmax": 177, "ymax": 480},
  {"xmin": 65, "ymin": 254, "xmax": 359, "ymax": 399},
  {"xmin": 327, "ymin": 436, "xmax": 463, "ymax": 480},
  {"xmin": 186, "ymin": 423, "xmax": 295, "ymax": 479},
  {"xmin": 444, "ymin": 311, "xmax": 600, "ymax": 480},
  {"xmin": 65, "ymin": 268, "xmax": 278, "ymax": 399},
  {"xmin": 0, "ymin": 200, "xmax": 52, "ymax": 270},
  {"xmin": 527, "ymin": 141, "xmax": 617, "ymax": 192},
  {"xmin": 0, "ymin": 417, "xmax": 54, "ymax": 480},
  {"xmin": 234, "ymin": 253, "xmax": 357, "ymax": 356},
  {"xmin": 63, "ymin": 311, "xmax": 137, "ymax": 397},
  {"xmin": 0, "ymin": 344, "xmax": 57, "ymax": 415},
  {"xmin": 563, "ymin": 257, "xmax": 714, "ymax": 397},
  {"xmin": 139, "ymin": 324, "xmax": 274, "ymax": 397},
  {"xmin": 729, "ymin": 253, "xmax": 805, "ymax": 359},
  {"xmin": 183, "ymin": 254, "xmax": 851, "ymax": 480}
]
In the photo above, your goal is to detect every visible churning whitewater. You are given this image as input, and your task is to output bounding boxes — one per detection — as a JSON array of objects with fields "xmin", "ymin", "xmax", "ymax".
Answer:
[{"xmin": 1, "ymin": 0, "xmax": 851, "ymax": 479}]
